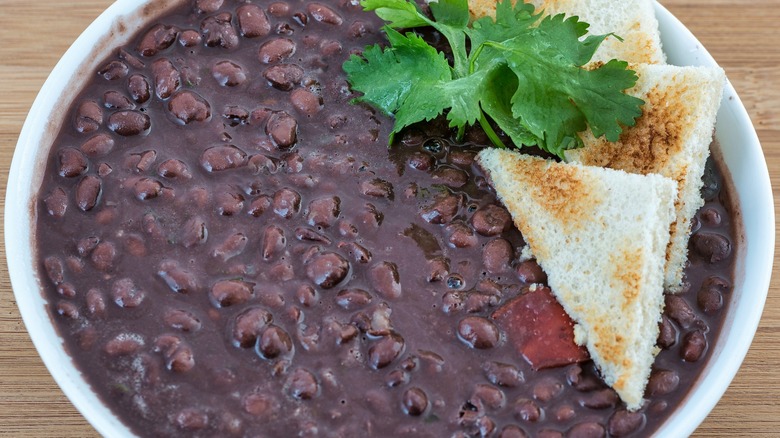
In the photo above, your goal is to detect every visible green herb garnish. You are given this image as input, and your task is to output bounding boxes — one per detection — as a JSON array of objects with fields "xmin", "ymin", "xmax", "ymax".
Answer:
[{"xmin": 343, "ymin": 0, "xmax": 645, "ymax": 158}]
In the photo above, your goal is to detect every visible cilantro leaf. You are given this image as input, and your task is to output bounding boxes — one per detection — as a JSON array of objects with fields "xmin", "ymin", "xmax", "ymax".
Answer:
[
  {"xmin": 360, "ymin": 0, "xmax": 429, "ymax": 28},
  {"xmin": 344, "ymin": 0, "xmax": 645, "ymax": 157},
  {"xmin": 343, "ymin": 27, "xmax": 451, "ymax": 117}
]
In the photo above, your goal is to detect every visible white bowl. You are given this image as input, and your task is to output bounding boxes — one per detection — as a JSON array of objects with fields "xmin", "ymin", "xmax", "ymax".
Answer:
[{"xmin": 5, "ymin": 1, "xmax": 774, "ymax": 436}]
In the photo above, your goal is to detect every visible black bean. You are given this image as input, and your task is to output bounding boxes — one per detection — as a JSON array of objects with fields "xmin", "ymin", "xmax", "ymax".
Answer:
[
  {"xmin": 567, "ymin": 422, "xmax": 605, "ymax": 438},
  {"xmin": 472, "ymin": 204, "xmax": 512, "ymax": 236},
  {"xmin": 646, "ymin": 369, "xmax": 679, "ymax": 396},
  {"xmin": 426, "ymin": 257, "xmax": 450, "ymax": 282},
  {"xmin": 257, "ymin": 325, "xmax": 293, "ymax": 359},
  {"xmin": 499, "ymin": 425, "xmax": 529, "ymax": 438},
  {"xmin": 472, "ymin": 384, "xmax": 506, "ymax": 410},
  {"xmin": 75, "ymin": 175, "xmax": 102, "ymax": 211},
  {"xmin": 151, "ymin": 58, "xmax": 180, "ymax": 99},
  {"xmin": 213, "ymin": 232, "xmax": 248, "ymax": 262},
  {"xmin": 360, "ymin": 203, "xmax": 384, "ymax": 228},
  {"xmin": 103, "ymin": 90, "xmax": 135, "ymax": 110},
  {"xmin": 320, "ymin": 40, "xmax": 342, "ymax": 56},
  {"xmin": 306, "ymin": 196, "xmax": 340, "ymax": 227},
  {"xmin": 201, "ymin": 12, "xmax": 239, "ymax": 49},
  {"xmin": 681, "ymin": 330, "xmax": 707, "ymax": 362},
  {"xmin": 445, "ymin": 220, "xmax": 478, "ymax": 248},
  {"xmin": 55, "ymin": 282, "xmax": 76, "ymax": 298},
  {"xmin": 368, "ymin": 332, "xmax": 405, "ymax": 369},
  {"xmin": 201, "ymin": 145, "xmax": 247, "ymax": 172},
  {"xmin": 307, "ymin": 3, "xmax": 343, "ymax": 25},
  {"xmin": 336, "ymin": 288, "xmax": 372, "ymax": 310},
  {"xmin": 432, "ymin": 166, "xmax": 469, "ymax": 188},
  {"xmin": 80, "ymin": 133, "xmax": 114, "ymax": 156},
  {"xmin": 238, "ymin": 4, "xmax": 271, "ymax": 37},
  {"xmin": 369, "ymin": 261, "xmax": 402, "ymax": 299},
  {"xmin": 43, "ymin": 256, "xmax": 64, "ymax": 285},
  {"xmin": 157, "ymin": 260, "xmax": 198, "ymax": 294},
  {"xmin": 248, "ymin": 195, "xmax": 272, "ymax": 217},
  {"xmin": 408, "ymin": 152, "xmax": 435, "ymax": 171},
  {"xmin": 74, "ymin": 100, "xmax": 102, "ymax": 133},
  {"xmin": 483, "ymin": 238, "xmax": 512, "ymax": 274},
  {"xmin": 233, "ymin": 307, "xmax": 272, "ymax": 347},
  {"xmin": 211, "ymin": 279, "xmax": 254, "ymax": 308},
  {"xmin": 608, "ymin": 410, "xmax": 645, "ymax": 437},
  {"xmin": 56, "ymin": 301, "xmax": 79, "ymax": 320},
  {"xmin": 215, "ymin": 190, "xmax": 245, "ymax": 216},
  {"xmin": 212, "ymin": 60, "xmax": 246, "ymax": 87},
  {"xmin": 514, "ymin": 399, "xmax": 541, "ymax": 422},
  {"xmin": 386, "ymin": 369, "xmax": 409, "ymax": 388},
  {"xmin": 112, "ymin": 278, "xmax": 145, "ymax": 308},
  {"xmin": 532, "ymin": 377, "xmax": 564, "ymax": 402},
  {"xmin": 195, "ymin": 0, "xmax": 223, "ymax": 14},
  {"xmin": 401, "ymin": 387, "xmax": 428, "ymax": 416},
  {"xmin": 272, "ymin": 188, "xmax": 301, "ymax": 218},
  {"xmin": 58, "ymin": 148, "xmax": 88, "ymax": 177},
  {"xmin": 181, "ymin": 216, "xmax": 208, "ymax": 247},
  {"xmin": 657, "ymin": 315, "xmax": 678, "ymax": 349},
  {"xmin": 268, "ymin": 2, "xmax": 289, "ymax": 16},
  {"xmin": 98, "ymin": 60, "xmax": 129, "ymax": 81},
  {"xmin": 286, "ymin": 368, "xmax": 320, "ymax": 400},
  {"xmin": 137, "ymin": 24, "xmax": 178, "ymax": 56},
  {"xmin": 262, "ymin": 225, "xmax": 286, "ymax": 260},
  {"xmin": 483, "ymin": 361, "xmax": 524, "ymax": 387},
  {"xmin": 164, "ymin": 309, "xmax": 202, "ymax": 332},
  {"xmin": 259, "ymin": 38, "xmax": 296, "ymax": 64},
  {"xmin": 91, "ymin": 241, "xmax": 116, "ymax": 271},
  {"xmin": 104, "ymin": 333, "xmax": 144, "ymax": 356},
  {"xmin": 349, "ymin": 20, "xmax": 369, "ymax": 38},
  {"xmin": 86, "ymin": 289, "xmax": 106, "ymax": 319},
  {"xmin": 581, "ymin": 388, "xmax": 618, "ymax": 409},
  {"xmin": 263, "ymin": 64, "xmax": 304, "ymax": 91},
  {"xmin": 169, "ymin": 90, "xmax": 211, "ymax": 124},
  {"xmin": 291, "ymin": 88, "xmax": 323, "ymax": 115},
  {"xmin": 305, "ymin": 251, "xmax": 350, "ymax": 289},
  {"xmin": 266, "ymin": 111, "xmax": 298, "ymax": 148},
  {"xmin": 700, "ymin": 156, "xmax": 720, "ymax": 201},
  {"xmin": 173, "ymin": 407, "xmax": 208, "ymax": 430},
  {"xmin": 664, "ymin": 295, "xmax": 697, "ymax": 328},
  {"xmin": 698, "ymin": 284, "xmax": 724, "ymax": 313},
  {"xmin": 421, "ymin": 194, "xmax": 461, "ymax": 224},
  {"xmin": 458, "ymin": 316, "xmax": 500, "ymax": 349},
  {"xmin": 691, "ymin": 232, "xmax": 731, "ymax": 263},
  {"xmin": 158, "ymin": 159, "xmax": 192, "ymax": 179},
  {"xmin": 133, "ymin": 178, "xmax": 163, "ymax": 200},
  {"xmin": 108, "ymin": 110, "xmax": 150, "ymax": 136},
  {"xmin": 463, "ymin": 293, "xmax": 497, "ymax": 315},
  {"xmin": 178, "ymin": 29, "xmax": 202, "ymax": 47}
]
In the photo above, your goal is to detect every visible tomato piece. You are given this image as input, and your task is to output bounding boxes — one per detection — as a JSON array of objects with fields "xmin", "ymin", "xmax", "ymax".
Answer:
[{"xmin": 492, "ymin": 286, "xmax": 589, "ymax": 370}]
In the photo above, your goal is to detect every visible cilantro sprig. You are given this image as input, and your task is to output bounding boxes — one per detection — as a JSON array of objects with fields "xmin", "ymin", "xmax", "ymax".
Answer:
[{"xmin": 343, "ymin": 0, "xmax": 645, "ymax": 158}]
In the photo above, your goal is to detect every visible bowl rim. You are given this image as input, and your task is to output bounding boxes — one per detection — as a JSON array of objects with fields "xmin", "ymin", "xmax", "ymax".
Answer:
[{"xmin": 4, "ymin": 1, "xmax": 774, "ymax": 437}]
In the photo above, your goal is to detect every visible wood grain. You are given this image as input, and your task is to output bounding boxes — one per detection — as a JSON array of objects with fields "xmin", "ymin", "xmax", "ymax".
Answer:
[{"xmin": 0, "ymin": 1, "xmax": 777, "ymax": 436}]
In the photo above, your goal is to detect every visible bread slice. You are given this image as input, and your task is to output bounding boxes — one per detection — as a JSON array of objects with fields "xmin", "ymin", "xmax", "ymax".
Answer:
[
  {"xmin": 468, "ymin": 0, "xmax": 666, "ymax": 65},
  {"xmin": 476, "ymin": 149, "xmax": 677, "ymax": 410},
  {"xmin": 566, "ymin": 64, "xmax": 726, "ymax": 291}
]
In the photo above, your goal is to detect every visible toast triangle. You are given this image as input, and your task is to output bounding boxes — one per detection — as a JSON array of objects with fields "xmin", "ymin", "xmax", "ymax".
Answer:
[
  {"xmin": 566, "ymin": 64, "xmax": 726, "ymax": 291},
  {"xmin": 476, "ymin": 149, "xmax": 677, "ymax": 410}
]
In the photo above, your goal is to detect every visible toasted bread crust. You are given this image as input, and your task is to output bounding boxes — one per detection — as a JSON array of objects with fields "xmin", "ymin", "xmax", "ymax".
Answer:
[{"xmin": 477, "ymin": 150, "xmax": 677, "ymax": 410}]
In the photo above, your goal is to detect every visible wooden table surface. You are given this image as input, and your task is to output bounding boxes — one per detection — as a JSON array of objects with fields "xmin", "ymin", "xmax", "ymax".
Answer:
[{"xmin": 0, "ymin": 1, "xmax": 777, "ymax": 436}]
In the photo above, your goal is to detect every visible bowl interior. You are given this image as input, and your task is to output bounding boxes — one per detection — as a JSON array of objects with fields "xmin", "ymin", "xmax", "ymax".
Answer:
[{"xmin": 5, "ymin": 1, "xmax": 773, "ymax": 437}]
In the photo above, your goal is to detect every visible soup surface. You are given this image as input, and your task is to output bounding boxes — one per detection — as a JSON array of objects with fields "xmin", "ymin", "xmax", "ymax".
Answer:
[{"xmin": 35, "ymin": 1, "xmax": 736, "ymax": 436}]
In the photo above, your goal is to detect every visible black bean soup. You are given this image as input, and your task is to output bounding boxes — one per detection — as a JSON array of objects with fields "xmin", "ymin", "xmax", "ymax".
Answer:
[{"xmin": 35, "ymin": 0, "xmax": 737, "ymax": 436}]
